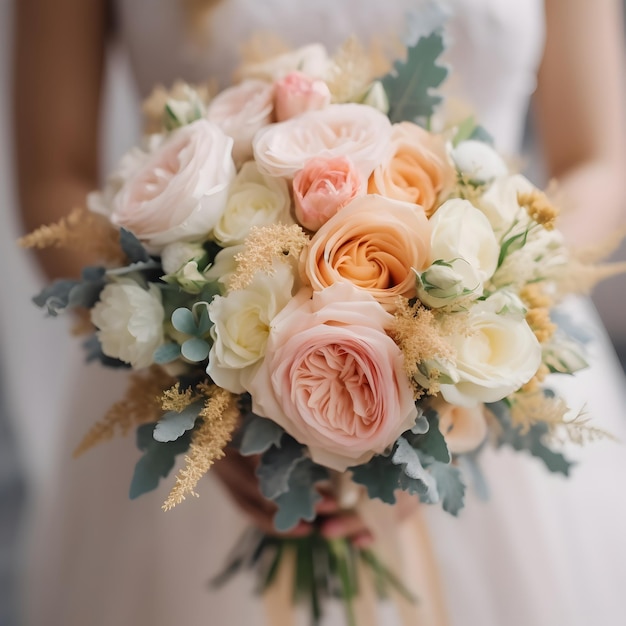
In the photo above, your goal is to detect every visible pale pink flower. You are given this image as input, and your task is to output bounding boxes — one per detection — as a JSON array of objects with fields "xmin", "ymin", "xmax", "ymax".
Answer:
[
  {"xmin": 432, "ymin": 397, "xmax": 488, "ymax": 454},
  {"xmin": 274, "ymin": 71, "xmax": 331, "ymax": 122},
  {"xmin": 247, "ymin": 283, "xmax": 418, "ymax": 471},
  {"xmin": 293, "ymin": 156, "xmax": 364, "ymax": 231}
]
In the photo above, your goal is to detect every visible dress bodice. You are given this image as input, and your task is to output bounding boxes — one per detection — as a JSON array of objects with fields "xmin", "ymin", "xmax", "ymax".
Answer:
[{"xmin": 114, "ymin": 0, "xmax": 545, "ymax": 153}]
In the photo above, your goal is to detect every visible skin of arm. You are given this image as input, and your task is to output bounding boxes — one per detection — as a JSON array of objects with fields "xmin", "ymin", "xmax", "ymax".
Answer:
[
  {"xmin": 14, "ymin": 0, "xmax": 108, "ymax": 280},
  {"xmin": 535, "ymin": 0, "xmax": 626, "ymax": 247}
]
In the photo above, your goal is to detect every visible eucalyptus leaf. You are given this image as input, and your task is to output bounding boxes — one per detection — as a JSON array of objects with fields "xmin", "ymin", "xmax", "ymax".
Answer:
[
  {"xmin": 83, "ymin": 334, "xmax": 131, "ymax": 369},
  {"xmin": 273, "ymin": 459, "xmax": 328, "ymax": 532},
  {"xmin": 33, "ymin": 279, "xmax": 79, "ymax": 316},
  {"xmin": 153, "ymin": 402, "xmax": 203, "ymax": 442},
  {"xmin": 181, "ymin": 337, "xmax": 210, "ymax": 362},
  {"xmin": 106, "ymin": 259, "xmax": 161, "ymax": 276},
  {"xmin": 381, "ymin": 31, "xmax": 448, "ymax": 124},
  {"xmin": 239, "ymin": 416, "xmax": 285, "ymax": 456},
  {"xmin": 120, "ymin": 228, "xmax": 151, "ymax": 263},
  {"xmin": 153, "ymin": 342, "xmax": 182, "ymax": 365},
  {"xmin": 129, "ymin": 423, "xmax": 192, "ymax": 499},
  {"xmin": 171, "ymin": 307, "xmax": 197, "ymax": 335},
  {"xmin": 257, "ymin": 437, "xmax": 305, "ymax": 501}
]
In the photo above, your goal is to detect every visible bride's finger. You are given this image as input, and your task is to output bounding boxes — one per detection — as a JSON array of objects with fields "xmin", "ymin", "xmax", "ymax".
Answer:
[{"xmin": 319, "ymin": 512, "xmax": 368, "ymax": 539}]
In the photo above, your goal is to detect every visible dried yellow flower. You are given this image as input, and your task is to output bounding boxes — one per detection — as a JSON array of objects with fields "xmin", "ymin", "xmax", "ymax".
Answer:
[
  {"xmin": 517, "ymin": 190, "xmax": 559, "ymax": 230},
  {"xmin": 160, "ymin": 382, "xmax": 194, "ymax": 413},
  {"xmin": 162, "ymin": 387, "xmax": 239, "ymax": 510},
  {"xmin": 525, "ymin": 307, "xmax": 557, "ymax": 344}
]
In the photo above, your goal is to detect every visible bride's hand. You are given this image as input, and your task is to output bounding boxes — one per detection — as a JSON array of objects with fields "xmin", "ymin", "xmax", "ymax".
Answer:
[{"xmin": 213, "ymin": 447, "xmax": 419, "ymax": 546}]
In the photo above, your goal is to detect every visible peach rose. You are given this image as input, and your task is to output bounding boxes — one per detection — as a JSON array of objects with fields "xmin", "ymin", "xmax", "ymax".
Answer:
[
  {"xmin": 301, "ymin": 195, "xmax": 431, "ymax": 310},
  {"xmin": 293, "ymin": 156, "xmax": 364, "ymax": 231},
  {"xmin": 368, "ymin": 122, "xmax": 454, "ymax": 216},
  {"xmin": 274, "ymin": 72, "xmax": 331, "ymax": 122},
  {"xmin": 206, "ymin": 80, "xmax": 275, "ymax": 164},
  {"xmin": 432, "ymin": 397, "xmax": 488, "ymax": 454},
  {"xmin": 253, "ymin": 104, "xmax": 392, "ymax": 179},
  {"xmin": 98, "ymin": 120, "xmax": 235, "ymax": 253},
  {"xmin": 247, "ymin": 283, "xmax": 418, "ymax": 471}
]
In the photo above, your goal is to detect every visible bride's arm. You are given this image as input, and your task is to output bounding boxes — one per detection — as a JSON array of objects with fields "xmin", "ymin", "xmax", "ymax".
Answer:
[
  {"xmin": 535, "ymin": 0, "xmax": 626, "ymax": 247},
  {"xmin": 13, "ymin": 0, "xmax": 109, "ymax": 279}
]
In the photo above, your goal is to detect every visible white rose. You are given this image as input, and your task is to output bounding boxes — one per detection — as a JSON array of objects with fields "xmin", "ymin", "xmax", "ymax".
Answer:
[
  {"xmin": 239, "ymin": 44, "xmax": 332, "ymax": 82},
  {"xmin": 98, "ymin": 120, "xmax": 235, "ymax": 253},
  {"xmin": 91, "ymin": 280, "xmax": 165, "ymax": 369},
  {"xmin": 429, "ymin": 198, "xmax": 499, "ymax": 286},
  {"xmin": 439, "ymin": 300, "xmax": 542, "ymax": 406},
  {"xmin": 206, "ymin": 80, "xmax": 275, "ymax": 165},
  {"xmin": 451, "ymin": 140, "xmax": 508, "ymax": 183},
  {"xmin": 207, "ymin": 263, "xmax": 295, "ymax": 393},
  {"xmin": 213, "ymin": 162, "xmax": 293, "ymax": 246},
  {"xmin": 477, "ymin": 174, "xmax": 535, "ymax": 233},
  {"xmin": 253, "ymin": 104, "xmax": 392, "ymax": 179}
]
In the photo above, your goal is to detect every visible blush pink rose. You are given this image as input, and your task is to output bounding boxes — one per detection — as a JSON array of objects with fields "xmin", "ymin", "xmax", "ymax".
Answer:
[
  {"xmin": 301, "ymin": 195, "xmax": 431, "ymax": 311},
  {"xmin": 274, "ymin": 71, "xmax": 332, "ymax": 122},
  {"xmin": 253, "ymin": 103, "xmax": 392, "ymax": 179},
  {"xmin": 100, "ymin": 119, "xmax": 235, "ymax": 252},
  {"xmin": 432, "ymin": 397, "xmax": 488, "ymax": 454},
  {"xmin": 206, "ymin": 79, "xmax": 275, "ymax": 164},
  {"xmin": 247, "ymin": 283, "xmax": 418, "ymax": 471},
  {"xmin": 293, "ymin": 156, "xmax": 364, "ymax": 231}
]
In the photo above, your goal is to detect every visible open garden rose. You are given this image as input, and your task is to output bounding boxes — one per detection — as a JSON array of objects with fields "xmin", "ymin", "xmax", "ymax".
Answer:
[
  {"xmin": 247, "ymin": 283, "xmax": 418, "ymax": 471},
  {"xmin": 206, "ymin": 79, "xmax": 275, "ymax": 164},
  {"xmin": 253, "ymin": 104, "xmax": 392, "ymax": 179},
  {"xmin": 301, "ymin": 195, "xmax": 431, "ymax": 310},
  {"xmin": 293, "ymin": 156, "xmax": 364, "ymax": 231},
  {"xmin": 90, "ymin": 279, "xmax": 164, "ymax": 369},
  {"xmin": 439, "ymin": 298, "xmax": 542, "ymax": 407},
  {"xmin": 93, "ymin": 119, "xmax": 235, "ymax": 252},
  {"xmin": 368, "ymin": 122, "xmax": 454, "ymax": 216},
  {"xmin": 274, "ymin": 72, "xmax": 331, "ymax": 121}
]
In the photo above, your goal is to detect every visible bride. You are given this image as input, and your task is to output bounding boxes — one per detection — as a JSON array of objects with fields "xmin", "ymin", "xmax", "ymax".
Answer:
[{"xmin": 12, "ymin": 0, "xmax": 626, "ymax": 625}]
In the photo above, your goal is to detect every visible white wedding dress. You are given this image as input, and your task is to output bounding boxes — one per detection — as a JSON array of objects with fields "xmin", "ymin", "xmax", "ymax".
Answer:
[{"xmin": 19, "ymin": 1, "xmax": 626, "ymax": 625}]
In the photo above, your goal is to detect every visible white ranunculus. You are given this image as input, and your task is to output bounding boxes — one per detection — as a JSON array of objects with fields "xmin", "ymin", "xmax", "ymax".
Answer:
[
  {"xmin": 429, "ymin": 198, "xmax": 499, "ymax": 284},
  {"xmin": 239, "ymin": 44, "xmax": 332, "ymax": 82},
  {"xmin": 96, "ymin": 120, "xmax": 236, "ymax": 253},
  {"xmin": 91, "ymin": 280, "xmax": 165, "ymax": 369},
  {"xmin": 477, "ymin": 174, "xmax": 535, "ymax": 233},
  {"xmin": 451, "ymin": 140, "xmax": 508, "ymax": 183},
  {"xmin": 213, "ymin": 162, "xmax": 293, "ymax": 246},
  {"xmin": 253, "ymin": 104, "xmax": 392, "ymax": 179},
  {"xmin": 206, "ymin": 80, "xmax": 275, "ymax": 165},
  {"xmin": 439, "ymin": 300, "xmax": 542, "ymax": 406},
  {"xmin": 207, "ymin": 263, "xmax": 295, "ymax": 393}
]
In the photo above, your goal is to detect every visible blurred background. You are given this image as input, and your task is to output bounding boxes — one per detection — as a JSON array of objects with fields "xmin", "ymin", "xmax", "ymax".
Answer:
[{"xmin": 0, "ymin": 1, "xmax": 625, "ymax": 625}]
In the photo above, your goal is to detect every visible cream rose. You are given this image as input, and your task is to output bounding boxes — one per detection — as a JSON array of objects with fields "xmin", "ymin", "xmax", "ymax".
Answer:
[
  {"xmin": 239, "ymin": 44, "xmax": 332, "ymax": 82},
  {"xmin": 451, "ymin": 140, "xmax": 508, "ymax": 183},
  {"xmin": 207, "ymin": 263, "xmax": 295, "ymax": 393},
  {"xmin": 99, "ymin": 120, "xmax": 235, "ymax": 253},
  {"xmin": 301, "ymin": 195, "xmax": 431, "ymax": 311},
  {"xmin": 247, "ymin": 283, "xmax": 418, "ymax": 471},
  {"xmin": 91, "ymin": 280, "xmax": 164, "ymax": 369},
  {"xmin": 432, "ymin": 397, "xmax": 488, "ymax": 454},
  {"xmin": 213, "ymin": 162, "xmax": 293, "ymax": 246},
  {"xmin": 368, "ymin": 122, "xmax": 454, "ymax": 217},
  {"xmin": 206, "ymin": 80, "xmax": 275, "ymax": 164},
  {"xmin": 439, "ymin": 299, "xmax": 542, "ymax": 407},
  {"xmin": 274, "ymin": 72, "xmax": 332, "ymax": 122},
  {"xmin": 253, "ymin": 104, "xmax": 392, "ymax": 179},
  {"xmin": 293, "ymin": 156, "xmax": 364, "ymax": 231}
]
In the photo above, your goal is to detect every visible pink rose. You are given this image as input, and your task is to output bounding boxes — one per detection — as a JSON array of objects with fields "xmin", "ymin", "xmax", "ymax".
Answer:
[
  {"xmin": 247, "ymin": 283, "xmax": 418, "ymax": 471},
  {"xmin": 206, "ymin": 80, "xmax": 275, "ymax": 164},
  {"xmin": 301, "ymin": 195, "xmax": 431, "ymax": 311},
  {"xmin": 432, "ymin": 397, "xmax": 488, "ymax": 454},
  {"xmin": 98, "ymin": 119, "xmax": 235, "ymax": 252},
  {"xmin": 253, "ymin": 104, "xmax": 392, "ymax": 179},
  {"xmin": 274, "ymin": 71, "xmax": 331, "ymax": 122},
  {"xmin": 293, "ymin": 156, "xmax": 364, "ymax": 231}
]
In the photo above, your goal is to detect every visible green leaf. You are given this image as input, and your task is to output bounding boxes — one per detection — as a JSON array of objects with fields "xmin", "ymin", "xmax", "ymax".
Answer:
[
  {"xmin": 153, "ymin": 401, "xmax": 203, "ymax": 442},
  {"xmin": 129, "ymin": 423, "xmax": 192, "ymax": 499},
  {"xmin": 392, "ymin": 438, "xmax": 439, "ymax": 501},
  {"xmin": 409, "ymin": 410, "xmax": 450, "ymax": 463},
  {"xmin": 422, "ymin": 456, "xmax": 466, "ymax": 516},
  {"xmin": 256, "ymin": 437, "xmax": 305, "ymax": 501},
  {"xmin": 350, "ymin": 454, "xmax": 403, "ymax": 505},
  {"xmin": 119, "ymin": 228, "xmax": 151, "ymax": 263},
  {"xmin": 469, "ymin": 124, "xmax": 494, "ymax": 145},
  {"xmin": 239, "ymin": 416, "xmax": 285, "ymax": 456},
  {"xmin": 273, "ymin": 459, "xmax": 328, "ymax": 532},
  {"xmin": 83, "ymin": 335, "xmax": 131, "ymax": 369},
  {"xmin": 153, "ymin": 342, "xmax": 182, "ymax": 364},
  {"xmin": 487, "ymin": 401, "xmax": 574, "ymax": 476},
  {"xmin": 452, "ymin": 116, "xmax": 477, "ymax": 146},
  {"xmin": 381, "ymin": 30, "xmax": 448, "ymax": 124},
  {"xmin": 497, "ymin": 229, "xmax": 530, "ymax": 269},
  {"xmin": 410, "ymin": 410, "xmax": 429, "ymax": 435}
]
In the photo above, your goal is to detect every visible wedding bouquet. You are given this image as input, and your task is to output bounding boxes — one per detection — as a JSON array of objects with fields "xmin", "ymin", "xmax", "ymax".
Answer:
[{"xmin": 23, "ymin": 27, "xmax": 618, "ymax": 625}]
